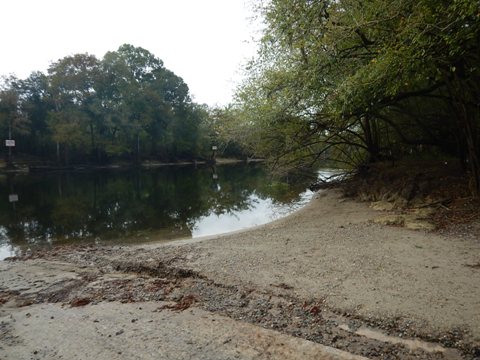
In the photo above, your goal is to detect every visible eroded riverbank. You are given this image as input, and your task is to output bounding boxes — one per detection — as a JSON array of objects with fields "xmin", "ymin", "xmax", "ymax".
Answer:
[{"xmin": 1, "ymin": 189, "xmax": 479, "ymax": 359}]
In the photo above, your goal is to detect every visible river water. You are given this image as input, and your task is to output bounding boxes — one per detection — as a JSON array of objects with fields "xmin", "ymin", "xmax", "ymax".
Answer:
[{"xmin": 1, "ymin": 164, "xmax": 339, "ymax": 259}]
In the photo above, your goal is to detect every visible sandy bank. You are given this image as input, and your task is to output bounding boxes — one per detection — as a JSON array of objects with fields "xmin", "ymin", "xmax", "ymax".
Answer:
[
  {"xmin": 1, "ymin": 189, "xmax": 479, "ymax": 359},
  {"xmin": 168, "ymin": 190, "xmax": 480, "ymax": 335}
]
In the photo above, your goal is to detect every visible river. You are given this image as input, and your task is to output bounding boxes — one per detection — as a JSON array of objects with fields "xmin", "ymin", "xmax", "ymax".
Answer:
[{"xmin": 0, "ymin": 164, "xmax": 339, "ymax": 259}]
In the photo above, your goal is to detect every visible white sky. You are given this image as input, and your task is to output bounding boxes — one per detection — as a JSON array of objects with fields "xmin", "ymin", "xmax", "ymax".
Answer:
[{"xmin": 0, "ymin": 0, "xmax": 261, "ymax": 106}]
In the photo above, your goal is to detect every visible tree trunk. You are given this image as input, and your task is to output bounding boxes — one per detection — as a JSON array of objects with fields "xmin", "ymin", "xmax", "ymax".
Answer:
[
  {"xmin": 136, "ymin": 132, "xmax": 140, "ymax": 164},
  {"xmin": 448, "ymin": 74, "xmax": 480, "ymax": 197},
  {"xmin": 361, "ymin": 116, "xmax": 380, "ymax": 163},
  {"xmin": 64, "ymin": 144, "xmax": 69, "ymax": 166},
  {"xmin": 462, "ymin": 109, "xmax": 480, "ymax": 197},
  {"xmin": 56, "ymin": 142, "xmax": 60, "ymax": 165}
]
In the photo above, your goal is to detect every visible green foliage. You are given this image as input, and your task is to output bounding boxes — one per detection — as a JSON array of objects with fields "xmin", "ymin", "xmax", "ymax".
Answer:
[
  {"xmin": 0, "ymin": 80, "xmax": 31, "ymax": 138},
  {"xmin": 234, "ymin": 0, "xmax": 480, "ymax": 193},
  {"xmin": 0, "ymin": 44, "xmax": 231, "ymax": 165}
]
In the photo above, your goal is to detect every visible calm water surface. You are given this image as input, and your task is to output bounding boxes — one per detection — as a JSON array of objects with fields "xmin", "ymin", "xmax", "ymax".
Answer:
[{"xmin": 0, "ymin": 164, "xmax": 331, "ymax": 260}]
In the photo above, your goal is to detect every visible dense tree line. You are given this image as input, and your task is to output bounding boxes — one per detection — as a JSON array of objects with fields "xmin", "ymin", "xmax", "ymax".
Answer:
[
  {"xmin": 225, "ymin": 0, "xmax": 480, "ymax": 195},
  {"xmin": 0, "ymin": 44, "xmax": 221, "ymax": 165}
]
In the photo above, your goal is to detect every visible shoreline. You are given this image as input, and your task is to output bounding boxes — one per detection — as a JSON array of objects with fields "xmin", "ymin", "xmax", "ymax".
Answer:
[
  {"xmin": 0, "ymin": 157, "xmax": 264, "ymax": 174},
  {"xmin": 1, "ymin": 189, "xmax": 479, "ymax": 359}
]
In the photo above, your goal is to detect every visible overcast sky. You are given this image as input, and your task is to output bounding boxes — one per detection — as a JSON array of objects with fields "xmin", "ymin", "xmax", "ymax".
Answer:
[{"xmin": 0, "ymin": 0, "xmax": 261, "ymax": 106}]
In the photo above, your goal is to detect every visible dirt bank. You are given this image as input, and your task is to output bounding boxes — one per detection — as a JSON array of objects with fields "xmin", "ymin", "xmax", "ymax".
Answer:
[{"xmin": 1, "ymin": 189, "xmax": 479, "ymax": 359}]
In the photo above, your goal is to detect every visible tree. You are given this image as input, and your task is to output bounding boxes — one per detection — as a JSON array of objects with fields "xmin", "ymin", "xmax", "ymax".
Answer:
[
  {"xmin": 15, "ymin": 72, "xmax": 53, "ymax": 157},
  {"xmin": 235, "ymin": 0, "xmax": 480, "ymax": 193},
  {"xmin": 0, "ymin": 44, "xmax": 223, "ymax": 165},
  {"xmin": 0, "ymin": 77, "xmax": 31, "ymax": 164},
  {"xmin": 101, "ymin": 45, "xmax": 175, "ymax": 161},
  {"xmin": 48, "ymin": 53, "xmax": 101, "ymax": 162}
]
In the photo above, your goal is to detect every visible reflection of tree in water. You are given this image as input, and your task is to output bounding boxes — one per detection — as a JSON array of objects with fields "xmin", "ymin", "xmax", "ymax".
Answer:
[
  {"xmin": 200, "ymin": 165, "xmax": 313, "ymax": 217},
  {"xmin": 0, "ymin": 164, "xmax": 312, "ymax": 250}
]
